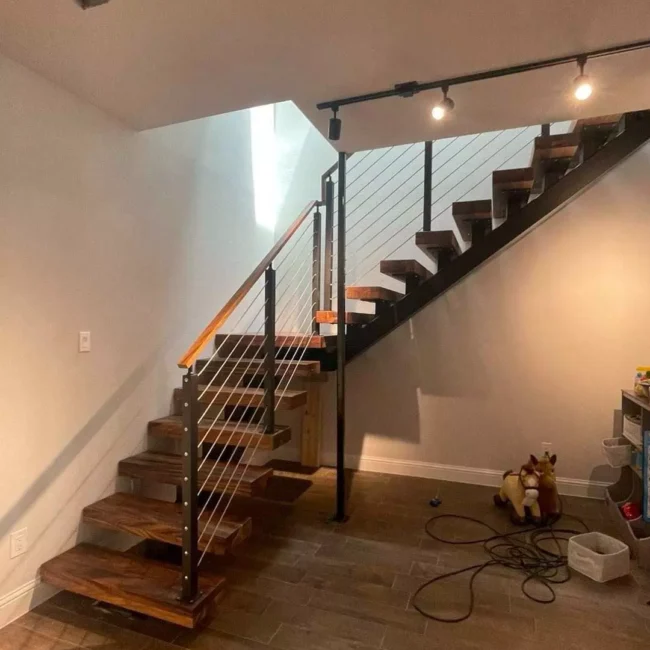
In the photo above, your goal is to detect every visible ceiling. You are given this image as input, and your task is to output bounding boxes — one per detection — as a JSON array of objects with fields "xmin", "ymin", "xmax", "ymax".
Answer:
[{"xmin": 1, "ymin": 0, "xmax": 650, "ymax": 151}]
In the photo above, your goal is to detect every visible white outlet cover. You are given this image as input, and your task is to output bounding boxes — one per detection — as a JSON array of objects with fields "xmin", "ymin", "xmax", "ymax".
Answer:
[
  {"xmin": 10, "ymin": 528, "xmax": 27, "ymax": 558},
  {"xmin": 79, "ymin": 331, "xmax": 91, "ymax": 352}
]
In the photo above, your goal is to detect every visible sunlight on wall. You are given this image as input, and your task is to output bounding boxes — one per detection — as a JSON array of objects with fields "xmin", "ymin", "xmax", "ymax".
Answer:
[{"xmin": 250, "ymin": 104, "xmax": 278, "ymax": 231}]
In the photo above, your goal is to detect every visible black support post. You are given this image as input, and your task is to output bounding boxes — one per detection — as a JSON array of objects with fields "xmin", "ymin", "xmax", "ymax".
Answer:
[
  {"xmin": 323, "ymin": 178, "xmax": 335, "ymax": 310},
  {"xmin": 541, "ymin": 123, "xmax": 551, "ymax": 137},
  {"xmin": 181, "ymin": 369, "xmax": 199, "ymax": 602},
  {"xmin": 264, "ymin": 265, "xmax": 276, "ymax": 433},
  {"xmin": 423, "ymin": 141, "xmax": 433, "ymax": 231},
  {"xmin": 335, "ymin": 152, "xmax": 347, "ymax": 522},
  {"xmin": 312, "ymin": 208, "xmax": 322, "ymax": 333}
]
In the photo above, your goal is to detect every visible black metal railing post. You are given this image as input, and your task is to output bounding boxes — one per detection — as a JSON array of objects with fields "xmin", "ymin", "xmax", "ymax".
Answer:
[
  {"xmin": 181, "ymin": 369, "xmax": 199, "ymax": 602},
  {"xmin": 323, "ymin": 178, "xmax": 335, "ymax": 310},
  {"xmin": 264, "ymin": 265, "xmax": 276, "ymax": 433},
  {"xmin": 423, "ymin": 141, "xmax": 433, "ymax": 231},
  {"xmin": 541, "ymin": 123, "xmax": 550, "ymax": 137},
  {"xmin": 312, "ymin": 208, "xmax": 322, "ymax": 333},
  {"xmin": 335, "ymin": 152, "xmax": 347, "ymax": 522}
]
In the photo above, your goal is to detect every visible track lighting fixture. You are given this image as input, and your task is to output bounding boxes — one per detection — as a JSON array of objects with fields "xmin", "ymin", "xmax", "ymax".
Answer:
[
  {"xmin": 75, "ymin": 0, "xmax": 112, "ymax": 8},
  {"xmin": 329, "ymin": 107, "xmax": 342, "ymax": 141},
  {"xmin": 573, "ymin": 55, "xmax": 593, "ymax": 101},
  {"xmin": 431, "ymin": 86, "xmax": 455, "ymax": 121}
]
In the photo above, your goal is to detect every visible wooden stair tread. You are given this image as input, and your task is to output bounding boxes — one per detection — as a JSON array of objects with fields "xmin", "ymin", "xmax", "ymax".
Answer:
[
  {"xmin": 83, "ymin": 493, "xmax": 252, "ymax": 555},
  {"xmin": 149, "ymin": 415, "xmax": 291, "ymax": 450},
  {"xmin": 345, "ymin": 286, "xmax": 403, "ymax": 303},
  {"xmin": 119, "ymin": 452, "xmax": 273, "ymax": 497},
  {"xmin": 532, "ymin": 133, "xmax": 580, "ymax": 161},
  {"xmin": 196, "ymin": 358, "xmax": 320, "ymax": 379},
  {"xmin": 452, "ymin": 199, "xmax": 492, "ymax": 219},
  {"xmin": 40, "ymin": 543, "xmax": 224, "ymax": 628},
  {"xmin": 380, "ymin": 259, "xmax": 432, "ymax": 283},
  {"xmin": 493, "ymin": 167, "xmax": 534, "ymax": 189},
  {"xmin": 574, "ymin": 114, "xmax": 622, "ymax": 131},
  {"xmin": 173, "ymin": 385, "xmax": 307, "ymax": 410},
  {"xmin": 214, "ymin": 334, "xmax": 333, "ymax": 349},
  {"xmin": 415, "ymin": 230, "xmax": 462, "ymax": 256},
  {"xmin": 315, "ymin": 311, "xmax": 374, "ymax": 325}
]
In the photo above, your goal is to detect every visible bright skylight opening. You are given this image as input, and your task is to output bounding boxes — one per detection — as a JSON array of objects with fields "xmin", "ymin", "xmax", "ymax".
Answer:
[{"xmin": 250, "ymin": 104, "xmax": 278, "ymax": 231}]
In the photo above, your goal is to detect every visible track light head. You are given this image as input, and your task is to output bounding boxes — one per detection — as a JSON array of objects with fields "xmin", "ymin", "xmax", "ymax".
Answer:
[
  {"xmin": 75, "ymin": 0, "xmax": 112, "ymax": 8},
  {"xmin": 431, "ymin": 86, "xmax": 455, "ymax": 121},
  {"xmin": 573, "ymin": 56, "xmax": 593, "ymax": 101},
  {"xmin": 329, "ymin": 107, "xmax": 342, "ymax": 141}
]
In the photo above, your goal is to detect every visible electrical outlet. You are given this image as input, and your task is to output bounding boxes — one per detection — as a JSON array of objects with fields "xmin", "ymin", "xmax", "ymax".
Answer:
[
  {"xmin": 10, "ymin": 528, "xmax": 27, "ymax": 558},
  {"xmin": 79, "ymin": 331, "xmax": 91, "ymax": 352},
  {"xmin": 541, "ymin": 442, "xmax": 552, "ymax": 455}
]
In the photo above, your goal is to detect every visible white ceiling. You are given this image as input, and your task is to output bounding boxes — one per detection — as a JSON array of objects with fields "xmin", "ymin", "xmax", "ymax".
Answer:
[{"xmin": 1, "ymin": 0, "xmax": 650, "ymax": 151}]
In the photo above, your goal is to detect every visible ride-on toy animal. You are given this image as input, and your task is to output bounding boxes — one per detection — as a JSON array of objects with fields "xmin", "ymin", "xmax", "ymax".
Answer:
[
  {"xmin": 494, "ymin": 456, "xmax": 542, "ymax": 524},
  {"xmin": 535, "ymin": 452, "xmax": 560, "ymax": 524}
]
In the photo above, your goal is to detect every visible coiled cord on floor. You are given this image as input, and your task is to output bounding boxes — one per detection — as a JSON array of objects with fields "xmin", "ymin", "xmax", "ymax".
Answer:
[{"xmin": 412, "ymin": 510, "xmax": 589, "ymax": 623}]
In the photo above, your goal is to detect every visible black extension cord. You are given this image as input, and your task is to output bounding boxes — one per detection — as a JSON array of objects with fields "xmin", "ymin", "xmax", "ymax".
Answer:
[{"xmin": 412, "ymin": 509, "xmax": 589, "ymax": 623}]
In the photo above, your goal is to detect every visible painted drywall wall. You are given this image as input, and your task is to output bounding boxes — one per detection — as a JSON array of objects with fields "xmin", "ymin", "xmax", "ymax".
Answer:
[
  {"xmin": 321, "ymin": 138, "xmax": 650, "ymax": 489},
  {"xmin": 0, "ymin": 54, "xmax": 333, "ymax": 626}
]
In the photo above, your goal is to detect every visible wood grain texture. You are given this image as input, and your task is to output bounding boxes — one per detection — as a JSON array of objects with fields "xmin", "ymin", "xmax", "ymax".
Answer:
[
  {"xmin": 178, "ymin": 201, "xmax": 317, "ymax": 368},
  {"xmin": 415, "ymin": 230, "xmax": 462, "ymax": 257},
  {"xmin": 40, "ymin": 543, "xmax": 224, "ymax": 628},
  {"xmin": 452, "ymin": 199, "xmax": 492, "ymax": 218},
  {"xmin": 214, "ymin": 333, "xmax": 334, "ymax": 350},
  {"xmin": 345, "ymin": 286, "xmax": 403, "ymax": 303},
  {"xmin": 574, "ymin": 114, "xmax": 622, "ymax": 131},
  {"xmin": 196, "ymin": 358, "xmax": 321, "ymax": 379},
  {"xmin": 379, "ymin": 259, "xmax": 432, "ymax": 284},
  {"xmin": 532, "ymin": 133, "xmax": 580, "ymax": 161},
  {"xmin": 118, "ymin": 452, "xmax": 273, "ymax": 497},
  {"xmin": 492, "ymin": 167, "xmax": 534, "ymax": 189},
  {"xmin": 149, "ymin": 415, "xmax": 292, "ymax": 450},
  {"xmin": 301, "ymin": 382, "xmax": 322, "ymax": 468},
  {"xmin": 173, "ymin": 386, "xmax": 308, "ymax": 411},
  {"xmin": 82, "ymin": 493, "xmax": 252, "ymax": 554},
  {"xmin": 315, "ymin": 311, "xmax": 374, "ymax": 325}
]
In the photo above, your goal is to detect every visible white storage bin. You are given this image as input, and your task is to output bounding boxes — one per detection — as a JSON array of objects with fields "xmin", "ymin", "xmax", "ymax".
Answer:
[
  {"xmin": 568, "ymin": 532, "xmax": 630, "ymax": 582},
  {"xmin": 623, "ymin": 415, "xmax": 642, "ymax": 447},
  {"xmin": 602, "ymin": 437, "xmax": 632, "ymax": 468}
]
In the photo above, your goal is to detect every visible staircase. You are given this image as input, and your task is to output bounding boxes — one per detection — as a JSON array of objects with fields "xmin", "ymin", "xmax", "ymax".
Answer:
[{"xmin": 39, "ymin": 110, "xmax": 650, "ymax": 628}]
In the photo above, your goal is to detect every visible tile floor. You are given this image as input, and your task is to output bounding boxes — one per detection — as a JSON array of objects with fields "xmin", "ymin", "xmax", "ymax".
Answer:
[{"xmin": 1, "ymin": 465, "xmax": 649, "ymax": 649}]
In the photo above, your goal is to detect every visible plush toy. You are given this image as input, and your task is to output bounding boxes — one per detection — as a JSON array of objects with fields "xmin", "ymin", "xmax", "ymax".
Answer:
[
  {"xmin": 535, "ymin": 452, "xmax": 560, "ymax": 524},
  {"xmin": 493, "ymin": 456, "xmax": 542, "ymax": 525}
]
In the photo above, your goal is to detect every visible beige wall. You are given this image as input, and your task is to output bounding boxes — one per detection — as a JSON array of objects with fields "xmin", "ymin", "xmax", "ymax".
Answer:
[
  {"xmin": 0, "ymin": 54, "xmax": 332, "ymax": 626},
  {"xmin": 322, "ymin": 140, "xmax": 650, "ymax": 489}
]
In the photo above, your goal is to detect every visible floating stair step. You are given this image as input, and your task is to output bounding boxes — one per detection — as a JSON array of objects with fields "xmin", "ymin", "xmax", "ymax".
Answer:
[
  {"xmin": 40, "ymin": 543, "xmax": 224, "ymax": 628},
  {"xmin": 149, "ymin": 415, "xmax": 291, "ymax": 450},
  {"xmin": 196, "ymin": 358, "xmax": 321, "ymax": 381},
  {"xmin": 214, "ymin": 334, "xmax": 333, "ymax": 350},
  {"xmin": 345, "ymin": 286, "xmax": 404, "ymax": 304},
  {"xmin": 573, "ymin": 114, "xmax": 622, "ymax": 133},
  {"xmin": 415, "ymin": 230, "xmax": 462, "ymax": 266},
  {"xmin": 380, "ymin": 259, "xmax": 432, "ymax": 292},
  {"xmin": 452, "ymin": 200, "xmax": 492, "ymax": 242},
  {"xmin": 83, "ymin": 493, "xmax": 252, "ymax": 555},
  {"xmin": 492, "ymin": 167, "xmax": 534, "ymax": 190},
  {"xmin": 173, "ymin": 385, "xmax": 307, "ymax": 412},
  {"xmin": 531, "ymin": 133, "xmax": 581, "ymax": 162},
  {"xmin": 315, "ymin": 311, "xmax": 374, "ymax": 325},
  {"xmin": 119, "ymin": 452, "xmax": 273, "ymax": 497}
]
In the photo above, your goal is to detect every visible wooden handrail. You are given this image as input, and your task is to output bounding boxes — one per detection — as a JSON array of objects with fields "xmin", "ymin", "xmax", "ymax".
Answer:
[{"xmin": 178, "ymin": 200, "xmax": 318, "ymax": 369}]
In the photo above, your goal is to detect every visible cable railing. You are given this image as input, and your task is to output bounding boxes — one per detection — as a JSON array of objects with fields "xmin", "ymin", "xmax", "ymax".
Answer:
[{"xmin": 176, "ymin": 199, "xmax": 321, "ymax": 602}]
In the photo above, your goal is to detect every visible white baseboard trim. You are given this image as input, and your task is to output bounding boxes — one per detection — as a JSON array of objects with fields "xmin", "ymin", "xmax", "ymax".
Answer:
[
  {"xmin": 317, "ymin": 452, "xmax": 607, "ymax": 499},
  {"xmin": 0, "ymin": 577, "xmax": 58, "ymax": 630}
]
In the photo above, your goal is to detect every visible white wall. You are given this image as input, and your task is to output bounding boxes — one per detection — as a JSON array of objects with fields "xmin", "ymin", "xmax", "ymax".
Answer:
[
  {"xmin": 322, "ymin": 139, "xmax": 650, "ymax": 491},
  {"xmin": 0, "ymin": 54, "xmax": 333, "ymax": 626}
]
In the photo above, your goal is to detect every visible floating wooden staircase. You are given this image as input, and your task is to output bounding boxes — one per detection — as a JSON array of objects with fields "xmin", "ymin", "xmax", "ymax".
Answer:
[
  {"xmin": 40, "ymin": 355, "xmax": 321, "ymax": 627},
  {"xmin": 39, "ymin": 110, "xmax": 650, "ymax": 630}
]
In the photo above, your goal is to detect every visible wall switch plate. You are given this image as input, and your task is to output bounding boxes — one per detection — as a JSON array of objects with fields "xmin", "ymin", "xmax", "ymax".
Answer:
[
  {"xmin": 541, "ymin": 442, "xmax": 552, "ymax": 454},
  {"xmin": 79, "ymin": 331, "xmax": 91, "ymax": 352},
  {"xmin": 10, "ymin": 528, "xmax": 27, "ymax": 558}
]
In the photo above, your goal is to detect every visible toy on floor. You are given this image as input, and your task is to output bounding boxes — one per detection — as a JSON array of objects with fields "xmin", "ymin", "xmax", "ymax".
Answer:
[
  {"xmin": 494, "ymin": 456, "xmax": 542, "ymax": 525},
  {"xmin": 535, "ymin": 452, "xmax": 560, "ymax": 524}
]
